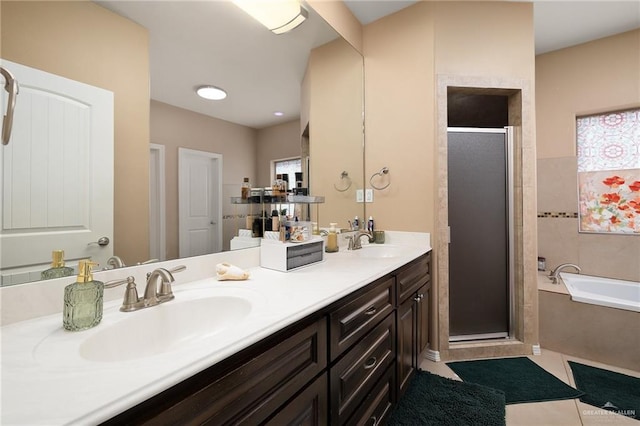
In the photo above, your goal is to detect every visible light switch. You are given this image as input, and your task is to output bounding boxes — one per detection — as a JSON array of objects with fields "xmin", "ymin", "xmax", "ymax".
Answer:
[
  {"xmin": 365, "ymin": 189, "xmax": 374, "ymax": 203},
  {"xmin": 356, "ymin": 189, "xmax": 364, "ymax": 203}
]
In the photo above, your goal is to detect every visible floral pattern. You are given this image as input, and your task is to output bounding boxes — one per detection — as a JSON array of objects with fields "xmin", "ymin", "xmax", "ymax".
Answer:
[{"xmin": 578, "ymin": 170, "xmax": 640, "ymax": 234}]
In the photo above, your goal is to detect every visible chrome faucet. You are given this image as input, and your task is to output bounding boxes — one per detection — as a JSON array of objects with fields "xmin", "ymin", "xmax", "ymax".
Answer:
[
  {"xmin": 107, "ymin": 255, "xmax": 126, "ymax": 269},
  {"xmin": 348, "ymin": 230, "xmax": 375, "ymax": 250},
  {"xmin": 144, "ymin": 268, "xmax": 175, "ymax": 307},
  {"xmin": 104, "ymin": 265, "xmax": 186, "ymax": 312},
  {"xmin": 548, "ymin": 263, "xmax": 581, "ymax": 284}
]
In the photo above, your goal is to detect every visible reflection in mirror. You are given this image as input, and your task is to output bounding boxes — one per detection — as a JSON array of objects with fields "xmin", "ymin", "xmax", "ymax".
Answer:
[{"xmin": 0, "ymin": 1, "xmax": 364, "ymax": 287}]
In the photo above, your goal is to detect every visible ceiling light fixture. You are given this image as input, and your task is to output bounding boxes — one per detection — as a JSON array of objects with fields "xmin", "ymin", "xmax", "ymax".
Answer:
[
  {"xmin": 196, "ymin": 85, "xmax": 227, "ymax": 100},
  {"xmin": 274, "ymin": 111, "xmax": 284, "ymax": 116},
  {"xmin": 233, "ymin": 0, "xmax": 308, "ymax": 35}
]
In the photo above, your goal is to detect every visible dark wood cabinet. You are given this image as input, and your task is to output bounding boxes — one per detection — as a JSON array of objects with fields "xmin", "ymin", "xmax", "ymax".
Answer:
[
  {"xmin": 330, "ymin": 314, "xmax": 395, "ymax": 425},
  {"xmin": 101, "ymin": 317, "xmax": 327, "ymax": 426},
  {"xmin": 396, "ymin": 253, "xmax": 432, "ymax": 398},
  {"xmin": 103, "ymin": 251, "xmax": 432, "ymax": 426}
]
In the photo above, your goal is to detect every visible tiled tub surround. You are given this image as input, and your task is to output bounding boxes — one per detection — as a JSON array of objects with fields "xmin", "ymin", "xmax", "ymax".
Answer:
[
  {"xmin": 0, "ymin": 232, "xmax": 430, "ymax": 425},
  {"xmin": 537, "ymin": 156, "xmax": 640, "ymax": 282},
  {"xmin": 538, "ymin": 272, "xmax": 640, "ymax": 372}
]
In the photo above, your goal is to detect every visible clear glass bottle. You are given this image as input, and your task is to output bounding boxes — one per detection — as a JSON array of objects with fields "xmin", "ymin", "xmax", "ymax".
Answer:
[
  {"xmin": 325, "ymin": 223, "xmax": 339, "ymax": 253},
  {"xmin": 41, "ymin": 250, "xmax": 75, "ymax": 280},
  {"xmin": 63, "ymin": 260, "xmax": 104, "ymax": 331},
  {"xmin": 241, "ymin": 177, "xmax": 251, "ymax": 200}
]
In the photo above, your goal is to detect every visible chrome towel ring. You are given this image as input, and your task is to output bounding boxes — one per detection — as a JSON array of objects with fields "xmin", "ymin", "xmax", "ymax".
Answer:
[
  {"xmin": 370, "ymin": 167, "xmax": 390, "ymax": 190},
  {"xmin": 334, "ymin": 171, "xmax": 352, "ymax": 192}
]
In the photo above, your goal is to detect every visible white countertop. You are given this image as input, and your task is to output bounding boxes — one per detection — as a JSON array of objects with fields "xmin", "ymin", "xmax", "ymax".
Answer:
[{"xmin": 1, "ymin": 232, "xmax": 430, "ymax": 425}]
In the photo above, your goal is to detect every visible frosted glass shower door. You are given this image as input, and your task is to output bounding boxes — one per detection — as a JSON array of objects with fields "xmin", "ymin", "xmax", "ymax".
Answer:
[{"xmin": 447, "ymin": 128, "xmax": 513, "ymax": 341}]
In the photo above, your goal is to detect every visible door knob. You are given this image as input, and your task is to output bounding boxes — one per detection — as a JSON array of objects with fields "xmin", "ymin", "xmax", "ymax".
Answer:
[{"xmin": 88, "ymin": 237, "xmax": 110, "ymax": 246}]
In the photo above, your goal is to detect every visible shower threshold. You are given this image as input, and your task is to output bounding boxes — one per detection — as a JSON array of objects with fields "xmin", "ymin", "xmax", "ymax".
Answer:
[{"xmin": 449, "ymin": 332, "xmax": 509, "ymax": 342}]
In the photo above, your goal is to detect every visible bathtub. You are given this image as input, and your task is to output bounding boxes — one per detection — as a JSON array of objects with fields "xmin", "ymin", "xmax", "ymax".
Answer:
[
  {"xmin": 539, "ymin": 272, "xmax": 639, "ymax": 371},
  {"xmin": 560, "ymin": 272, "xmax": 640, "ymax": 313}
]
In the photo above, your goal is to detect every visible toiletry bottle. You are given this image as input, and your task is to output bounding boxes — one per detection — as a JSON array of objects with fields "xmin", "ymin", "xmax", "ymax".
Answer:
[
  {"xmin": 367, "ymin": 216, "xmax": 375, "ymax": 233},
  {"xmin": 325, "ymin": 223, "xmax": 339, "ymax": 253},
  {"xmin": 41, "ymin": 250, "xmax": 74, "ymax": 280},
  {"xmin": 241, "ymin": 177, "xmax": 250, "ymax": 200},
  {"xmin": 271, "ymin": 210, "xmax": 280, "ymax": 233},
  {"xmin": 353, "ymin": 216, "xmax": 359, "ymax": 231},
  {"xmin": 63, "ymin": 260, "xmax": 104, "ymax": 331}
]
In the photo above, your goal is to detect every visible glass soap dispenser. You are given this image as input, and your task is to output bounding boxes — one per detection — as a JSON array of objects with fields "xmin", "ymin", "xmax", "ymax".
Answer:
[
  {"xmin": 41, "ymin": 249, "xmax": 74, "ymax": 280},
  {"xmin": 63, "ymin": 260, "xmax": 104, "ymax": 331}
]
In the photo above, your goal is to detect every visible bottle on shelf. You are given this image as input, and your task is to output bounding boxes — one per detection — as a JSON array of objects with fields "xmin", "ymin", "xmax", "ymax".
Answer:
[
  {"xmin": 241, "ymin": 177, "xmax": 251, "ymax": 200},
  {"xmin": 367, "ymin": 216, "xmax": 375, "ymax": 233}
]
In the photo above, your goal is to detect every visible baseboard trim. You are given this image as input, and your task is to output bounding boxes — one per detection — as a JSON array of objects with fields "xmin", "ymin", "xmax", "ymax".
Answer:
[{"xmin": 424, "ymin": 349, "xmax": 441, "ymax": 362}]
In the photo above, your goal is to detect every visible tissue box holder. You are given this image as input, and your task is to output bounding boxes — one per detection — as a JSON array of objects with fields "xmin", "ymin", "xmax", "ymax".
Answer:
[{"xmin": 260, "ymin": 237, "xmax": 324, "ymax": 272}]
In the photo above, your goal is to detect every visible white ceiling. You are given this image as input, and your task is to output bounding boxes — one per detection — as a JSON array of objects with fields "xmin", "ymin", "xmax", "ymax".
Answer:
[{"xmin": 96, "ymin": 1, "xmax": 639, "ymax": 129}]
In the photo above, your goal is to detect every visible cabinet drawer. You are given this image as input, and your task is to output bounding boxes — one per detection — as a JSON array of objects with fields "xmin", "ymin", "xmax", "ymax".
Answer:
[
  {"xmin": 330, "ymin": 314, "xmax": 395, "ymax": 425},
  {"xmin": 329, "ymin": 276, "xmax": 395, "ymax": 361},
  {"xmin": 130, "ymin": 317, "xmax": 327, "ymax": 426},
  {"xmin": 266, "ymin": 373, "xmax": 328, "ymax": 426},
  {"xmin": 396, "ymin": 253, "xmax": 431, "ymax": 303},
  {"xmin": 345, "ymin": 364, "xmax": 394, "ymax": 426}
]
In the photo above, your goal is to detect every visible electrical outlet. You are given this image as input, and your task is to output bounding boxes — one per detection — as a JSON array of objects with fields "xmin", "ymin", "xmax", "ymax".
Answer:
[
  {"xmin": 356, "ymin": 189, "xmax": 364, "ymax": 203},
  {"xmin": 365, "ymin": 189, "xmax": 374, "ymax": 203}
]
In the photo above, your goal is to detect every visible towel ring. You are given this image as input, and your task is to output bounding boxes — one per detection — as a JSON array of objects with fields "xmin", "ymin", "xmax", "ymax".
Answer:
[
  {"xmin": 369, "ymin": 167, "xmax": 390, "ymax": 190},
  {"xmin": 334, "ymin": 171, "xmax": 352, "ymax": 192}
]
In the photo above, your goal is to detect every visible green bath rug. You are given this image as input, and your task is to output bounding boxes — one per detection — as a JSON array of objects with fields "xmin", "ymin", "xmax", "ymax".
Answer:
[
  {"xmin": 446, "ymin": 356, "xmax": 584, "ymax": 404},
  {"xmin": 569, "ymin": 361, "xmax": 639, "ymax": 420},
  {"xmin": 388, "ymin": 370, "xmax": 506, "ymax": 426}
]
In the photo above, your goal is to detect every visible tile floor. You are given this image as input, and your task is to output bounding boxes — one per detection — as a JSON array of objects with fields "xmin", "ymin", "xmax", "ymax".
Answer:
[{"xmin": 419, "ymin": 348, "xmax": 639, "ymax": 425}]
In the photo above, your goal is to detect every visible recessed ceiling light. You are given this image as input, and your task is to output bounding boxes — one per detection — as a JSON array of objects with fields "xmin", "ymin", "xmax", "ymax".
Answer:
[
  {"xmin": 274, "ymin": 111, "xmax": 284, "ymax": 117},
  {"xmin": 196, "ymin": 85, "xmax": 227, "ymax": 100}
]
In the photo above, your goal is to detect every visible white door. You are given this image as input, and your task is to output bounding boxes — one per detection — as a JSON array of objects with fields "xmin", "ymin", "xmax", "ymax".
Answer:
[
  {"xmin": 178, "ymin": 148, "xmax": 222, "ymax": 257},
  {"xmin": 0, "ymin": 59, "xmax": 114, "ymax": 284},
  {"xmin": 149, "ymin": 143, "xmax": 166, "ymax": 261}
]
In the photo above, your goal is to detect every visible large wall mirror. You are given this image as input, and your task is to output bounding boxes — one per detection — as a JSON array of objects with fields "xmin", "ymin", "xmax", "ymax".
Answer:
[{"xmin": 0, "ymin": 1, "xmax": 364, "ymax": 286}]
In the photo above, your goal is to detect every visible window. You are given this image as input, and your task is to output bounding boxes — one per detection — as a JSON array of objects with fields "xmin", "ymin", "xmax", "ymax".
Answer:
[
  {"xmin": 577, "ymin": 108, "xmax": 640, "ymax": 234},
  {"xmin": 273, "ymin": 157, "xmax": 302, "ymax": 187}
]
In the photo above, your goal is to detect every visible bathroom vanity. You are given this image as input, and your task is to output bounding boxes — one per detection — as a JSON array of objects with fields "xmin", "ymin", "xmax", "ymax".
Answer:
[{"xmin": 1, "ymin": 232, "xmax": 431, "ymax": 425}]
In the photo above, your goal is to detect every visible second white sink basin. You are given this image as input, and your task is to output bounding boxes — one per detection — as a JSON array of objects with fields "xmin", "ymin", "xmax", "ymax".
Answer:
[
  {"xmin": 354, "ymin": 245, "xmax": 405, "ymax": 259},
  {"xmin": 79, "ymin": 294, "xmax": 253, "ymax": 362}
]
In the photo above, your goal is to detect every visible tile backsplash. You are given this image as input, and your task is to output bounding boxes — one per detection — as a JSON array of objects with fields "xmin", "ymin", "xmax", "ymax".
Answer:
[{"xmin": 537, "ymin": 156, "xmax": 640, "ymax": 281}]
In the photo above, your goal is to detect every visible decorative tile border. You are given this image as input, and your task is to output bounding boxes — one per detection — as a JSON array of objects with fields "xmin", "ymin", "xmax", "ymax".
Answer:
[{"xmin": 537, "ymin": 212, "xmax": 578, "ymax": 218}]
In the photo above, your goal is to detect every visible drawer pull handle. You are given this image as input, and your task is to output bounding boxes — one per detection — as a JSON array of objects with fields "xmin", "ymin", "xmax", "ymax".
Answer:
[
  {"xmin": 364, "ymin": 306, "xmax": 377, "ymax": 316},
  {"xmin": 413, "ymin": 296, "xmax": 421, "ymax": 302},
  {"xmin": 363, "ymin": 356, "xmax": 378, "ymax": 370},
  {"xmin": 369, "ymin": 415, "xmax": 378, "ymax": 425}
]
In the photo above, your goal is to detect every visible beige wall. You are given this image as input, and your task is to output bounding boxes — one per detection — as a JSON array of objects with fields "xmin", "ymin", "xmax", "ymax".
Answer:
[
  {"xmin": 256, "ymin": 120, "xmax": 301, "ymax": 187},
  {"xmin": 150, "ymin": 101, "xmax": 257, "ymax": 256},
  {"xmin": 308, "ymin": 37, "xmax": 365, "ymax": 229},
  {"xmin": 537, "ymin": 30, "xmax": 640, "ymax": 159},
  {"xmin": 362, "ymin": 1, "xmax": 537, "ymax": 358},
  {"xmin": 1, "ymin": 1, "xmax": 150, "ymax": 265},
  {"xmin": 536, "ymin": 30, "xmax": 640, "ymax": 281}
]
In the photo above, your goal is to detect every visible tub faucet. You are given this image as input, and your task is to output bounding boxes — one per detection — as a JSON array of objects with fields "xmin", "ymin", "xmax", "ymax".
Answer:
[
  {"xmin": 548, "ymin": 263, "xmax": 581, "ymax": 284},
  {"xmin": 347, "ymin": 230, "xmax": 374, "ymax": 250}
]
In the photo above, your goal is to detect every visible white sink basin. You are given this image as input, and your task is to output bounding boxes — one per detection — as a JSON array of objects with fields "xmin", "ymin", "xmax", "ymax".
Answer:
[
  {"xmin": 79, "ymin": 295, "xmax": 253, "ymax": 362},
  {"xmin": 354, "ymin": 245, "xmax": 405, "ymax": 259}
]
